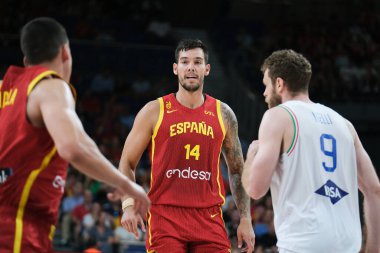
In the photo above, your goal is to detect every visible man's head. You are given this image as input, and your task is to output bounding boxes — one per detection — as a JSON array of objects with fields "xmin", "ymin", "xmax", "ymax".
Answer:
[
  {"xmin": 261, "ymin": 49, "xmax": 312, "ymax": 108},
  {"xmin": 173, "ymin": 39, "xmax": 210, "ymax": 92},
  {"xmin": 21, "ymin": 17, "xmax": 72, "ymax": 81}
]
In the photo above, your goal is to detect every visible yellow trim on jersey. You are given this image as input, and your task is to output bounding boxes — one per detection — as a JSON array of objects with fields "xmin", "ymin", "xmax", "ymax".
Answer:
[
  {"xmin": 216, "ymin": 99, "xmax": 226, "ymax": 205},
  {"xmin": 13, "ymin": 147, "xmax": 57, "ymax": 253},
  {"xmin": 48, "ymin": 225, "xmax": 56, "ymax": 241},
  {"xmin": 216, "ymin": 100, "xmax": 226, "ymax": 137},
  {"xmin": 27, "ymin": 70, "xmax": 57, "ymax": 95},
  {"xmin": 147, "ymin": 98, "xmax": 163, "ymax": 248},
  {"xmin": 26, "ymin": 70, "xmax": 77, "ymax": 100},
  {"xmin": 149, "ymin": 97, "xmax": 164, "ymax": 191},
  {"xmin": 147, "ymin": 211, "xmax": 153, "ymax": 247}
]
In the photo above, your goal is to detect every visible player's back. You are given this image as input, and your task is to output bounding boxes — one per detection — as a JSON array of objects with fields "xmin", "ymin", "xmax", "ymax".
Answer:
[
  {"xmin": 0, "ymin": 66, "xmax": 70, "ymax": 252},
  {"xmin": 271, "ymin": 100, "xmax": 361, "ymax": 253}
]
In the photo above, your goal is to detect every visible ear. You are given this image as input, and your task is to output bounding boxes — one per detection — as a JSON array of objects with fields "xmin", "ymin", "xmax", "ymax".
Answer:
[
  {"xmin": 276, "ymin": 77, "xmax": 285, "ymax": 93},
  {"xmin": 204, "ymin": 63, "xmax": 211, "ymax": 76},
  {"xmin": 23, "ymin": 56, "xmax": 29, "ymax": 67},
  {"xmin": 61, "ymin": 44, "xmax": 70, "ymax": 62},
  {"xmin": 173, "ymin": 62, "xmax": 178, "ymax": 76}
]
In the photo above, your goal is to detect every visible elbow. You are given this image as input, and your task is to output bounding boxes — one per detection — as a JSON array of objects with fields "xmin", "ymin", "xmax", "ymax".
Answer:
[
  {"xmin": 243, "ymin": 181, "xmax": 268, "ymax": 200},
  {"xmin": 248, "ymin": 186, "xmax": 268, "ymax": 200},
  {"xmin": 56, "ymin": 141, "xmax": 86, "ymax": 163}
]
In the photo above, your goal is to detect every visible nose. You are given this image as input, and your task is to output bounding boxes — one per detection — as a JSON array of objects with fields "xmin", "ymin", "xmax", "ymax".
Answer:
[{"xmin": 187, "ymin": 62, "xmax": 195, "ymax": 72}]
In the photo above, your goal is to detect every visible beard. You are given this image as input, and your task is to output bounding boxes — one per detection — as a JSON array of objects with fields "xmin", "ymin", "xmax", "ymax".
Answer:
[
  {"xmin": 267, "ymin": 91, "xmax": 282, "ymax": 108},
  {"xmin": 179, "ymin": 78, "xmax": 202, "ymax": 92}
]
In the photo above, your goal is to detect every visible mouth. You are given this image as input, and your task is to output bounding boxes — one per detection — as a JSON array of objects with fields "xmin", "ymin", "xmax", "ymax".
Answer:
[{"xmin": 185, "ymin": 76, "xmax": 198, "ymax": 80}]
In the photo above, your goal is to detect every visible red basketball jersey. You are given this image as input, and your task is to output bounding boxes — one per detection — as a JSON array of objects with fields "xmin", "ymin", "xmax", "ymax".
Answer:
[
  {"xmin": 0, "ymin": 66, "xmax": 76, "ymax": 251},
  {"xmin": 148, "ymin": 93, "xmax": 226, "ymax": 208}
]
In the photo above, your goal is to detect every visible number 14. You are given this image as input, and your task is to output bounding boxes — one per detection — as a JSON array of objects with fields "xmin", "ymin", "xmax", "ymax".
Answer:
[{"xmin": 184, "ymin": 144, "xmax": 200, "ymax": 160}]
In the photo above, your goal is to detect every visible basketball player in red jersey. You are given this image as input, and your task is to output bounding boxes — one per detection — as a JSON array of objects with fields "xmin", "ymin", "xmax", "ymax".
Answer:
[
  {"xmin": 0, "ymin": 17, "xmax": 150, "ymax": 253},
  {"xmin": 119, "ymin": 39, "xmax": 255, "ymax": 253}
]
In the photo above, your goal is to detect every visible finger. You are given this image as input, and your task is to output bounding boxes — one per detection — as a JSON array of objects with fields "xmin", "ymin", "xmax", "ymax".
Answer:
[
  {"xmin": 131, "ymin": 218, "xmax": 139, "ymax": 239},
  {"xmin": 245, "ymin": 237, "xmax": 255, "ymax": 253},
  {"xmin": 138, "ymin": 216, "xmax": 146, "ymax": 232},
  {"xmin": 237, "ymin": 234, "xmax": 243, "ymax": 249},
  {"xmin": 121, "ymin": 219, "xmax": 131, "ymax": 232}
]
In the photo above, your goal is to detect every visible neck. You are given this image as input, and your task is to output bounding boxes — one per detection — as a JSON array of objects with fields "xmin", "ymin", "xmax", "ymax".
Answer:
[
  {"xmin": 29, "ymin": 60, "xmax": 65, "ymax": 81},
  {"xmin": 175, "ymin": 88, "xmax": 205, "ymax": 109},
  {"xmin": 282, "ymin": 91, "xmax": 312, "ymax": 104}
]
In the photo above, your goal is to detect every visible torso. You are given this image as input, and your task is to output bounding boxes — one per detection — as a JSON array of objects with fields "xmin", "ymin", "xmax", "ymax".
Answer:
[{"xmin": 147, "ymin": 93, "xmax": 227, "ymax": 208}]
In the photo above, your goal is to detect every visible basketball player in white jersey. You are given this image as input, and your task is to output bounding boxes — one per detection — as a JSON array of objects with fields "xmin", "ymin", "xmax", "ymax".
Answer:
[{"xmin": 242, "ymin": 49, "xmax": 380, "ymax": 253}]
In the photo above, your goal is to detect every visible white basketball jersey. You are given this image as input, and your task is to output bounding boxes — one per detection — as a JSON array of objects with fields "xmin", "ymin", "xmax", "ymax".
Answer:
[{"xmin": 271, "ymin": 101, "xmax": 361, "ymax": 253}]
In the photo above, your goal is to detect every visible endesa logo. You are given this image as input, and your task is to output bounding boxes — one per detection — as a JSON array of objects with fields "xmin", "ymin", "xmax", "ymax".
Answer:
[
  {"xmin": 166, "ymin": 167, "xmax": 211, "ymax": 181},
  {"xmin": 52, "ymin": 175, "xmax": 66, "ymax": 193}
]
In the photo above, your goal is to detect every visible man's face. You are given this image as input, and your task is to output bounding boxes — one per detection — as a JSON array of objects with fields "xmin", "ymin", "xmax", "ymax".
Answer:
[
  {"xmin": 263, "ymin": 69, "xmax": 282, "ymax": 108},
  {"xmin": 173, "ymin": 48, "xmax": 210, "ymax": 92}
]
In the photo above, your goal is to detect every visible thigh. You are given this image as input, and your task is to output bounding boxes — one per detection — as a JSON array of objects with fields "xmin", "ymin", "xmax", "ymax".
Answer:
[
  {"xmin": 190, "ymin": 241, "xmax": 231, "ymax": 253},
  {"xmin": 146, "ymin": 206, "xmax": 187, "ymax": 253},
  {"xmin": 0, "ymin": 216, "xmax": 52, "ymax": 253},
  {"xmin": 188, "ymin": 206, "xmax": 231, "ymax": 253},
  {"xmin": 147, "ymin": 236, "xmax": 188, "ymax": 253}
]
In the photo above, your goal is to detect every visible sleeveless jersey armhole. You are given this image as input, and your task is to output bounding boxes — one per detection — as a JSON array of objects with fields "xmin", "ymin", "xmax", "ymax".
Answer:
[
  {"xmin": 27, "ymin": 70, "xmax": 77, "ymax": 100},
  {"xmin": 278, "ymin": 105, "xmax": 299, "ymax": 156},
  {"xmin": 216, "ymin": 100, "xmax": 226, "ymax": 138}
]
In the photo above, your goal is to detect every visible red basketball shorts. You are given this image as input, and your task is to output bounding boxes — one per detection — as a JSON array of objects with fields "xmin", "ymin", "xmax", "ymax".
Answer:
[
  {"xmin": 146, "ymin": 205, "xmax": 231, "ymax": 253},
  {"xmin": 0, "ymin": 209, "xmax": 55, "ymax": 253}
]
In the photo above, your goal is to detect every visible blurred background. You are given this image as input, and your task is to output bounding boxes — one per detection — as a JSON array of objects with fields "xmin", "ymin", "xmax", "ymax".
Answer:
[{"xmin": 1, "ymin": 0, "xmax": 379, "ymax": 252}]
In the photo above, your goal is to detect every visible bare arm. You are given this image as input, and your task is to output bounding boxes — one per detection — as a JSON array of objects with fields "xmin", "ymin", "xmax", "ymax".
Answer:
[
  {"xmin": 221, "ymin": 103, "xmax": 255, "ymax": 252},
  {"xmin": 242, "ymin": 107, "xmax": 288, "ymax": 199},
  {"xmin": 118, "ymin": 100, "xmax": 159, "ymax": 200},
  {"xmin": 28, "ymin": 79, "xmax": 149, "ymax": 207},
  {"xmin": 221, "ymin": 103, "xmax": 250, "ymax": 217},
  {"xmin": 346, "ymin": 121, "xmax": 380, "ymax": 252},
  {"xmin": 118, "ymin": 100, "xmax": 158, "ymax": 236}
]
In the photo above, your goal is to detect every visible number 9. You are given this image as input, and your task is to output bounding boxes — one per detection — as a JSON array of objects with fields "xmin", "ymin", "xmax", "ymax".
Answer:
[{"xmin": 320, "ymin": 134, "xmax": 337, "ymax": 172}]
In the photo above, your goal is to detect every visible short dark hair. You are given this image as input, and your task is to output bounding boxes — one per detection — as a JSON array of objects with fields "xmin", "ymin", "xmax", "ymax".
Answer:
[
  {"xmin": 21, "ymin": 17, "xmax": 68, "ymax": 65},
  {"xmin": 175, "ymin": 39, "xmax": 209, "ymax": 64},
  {"xmin": 261, "ymin": 49, "xmax": 312, "ymax": 93}
]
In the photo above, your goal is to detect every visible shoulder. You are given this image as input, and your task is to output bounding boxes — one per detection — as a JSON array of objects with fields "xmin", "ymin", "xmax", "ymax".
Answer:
[
  {"xmin": 134, "ymin": 98, "xmax": 161, "ymax": 128},
  {"xmin": 219, "ymin": 102, "xmax": 238, "ymax": 131},
  {"xmin": 30, "ymin": 78, "xmax": 73, "ymax": 99},
  {"xmin": 260, "ymin": 106, "xmax": 292, "ymax": 130},
  {"xmin": 139, "ymin": 99, "xmax": 161, "ymax": 116},
  {"xmin": 220, "ymin": 102, "xmax": 236, "ymax": 121}
]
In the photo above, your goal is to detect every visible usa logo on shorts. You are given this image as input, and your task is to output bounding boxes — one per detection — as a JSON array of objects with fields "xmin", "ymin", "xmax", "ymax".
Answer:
[{"xmin": 315, "ymin": 179, "xmax": 348, "ymax": 204}]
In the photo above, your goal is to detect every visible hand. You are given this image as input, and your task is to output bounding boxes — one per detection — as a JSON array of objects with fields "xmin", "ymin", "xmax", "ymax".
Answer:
[
  {"xmin": 107, "ymin": 183, "xmax": 150, "ymax": 218},
  {"xmin": 237, "ymin": 217, "xmax": 255, "ymax": 253},
  {"xmin": 120, "ymin": 206, "xmax": 146, "ymax": 239}
]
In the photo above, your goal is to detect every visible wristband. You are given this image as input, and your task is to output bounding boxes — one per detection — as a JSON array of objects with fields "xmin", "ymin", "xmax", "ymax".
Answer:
[{"xmin": 122, "ymin": 198, "xmax": 135, "ymax": 212}]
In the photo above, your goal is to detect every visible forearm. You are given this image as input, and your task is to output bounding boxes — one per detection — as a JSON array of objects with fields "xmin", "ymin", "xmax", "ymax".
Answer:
[
  {"xmin": 229, "ymin": 172, "xmax": 251, "ymax": 218},
  {"xmin": 364, "ymin": 191, "xmax": 380, "ymax": 252},
  {"xmin": 63, "ymin": 138, "xmax": 132, "ymax": 193},
  {"xmin": 119, "ymin": 161, "xmax": 137, "ymax": 201}
]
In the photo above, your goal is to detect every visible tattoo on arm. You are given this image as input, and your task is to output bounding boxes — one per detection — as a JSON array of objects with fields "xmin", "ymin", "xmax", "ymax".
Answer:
[{"xmin": 221, "ymin": 103, "xmax": 251, "ymax": 218}]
